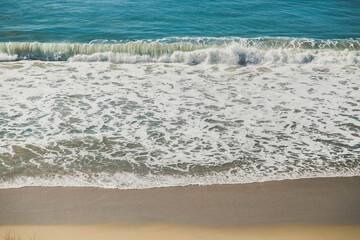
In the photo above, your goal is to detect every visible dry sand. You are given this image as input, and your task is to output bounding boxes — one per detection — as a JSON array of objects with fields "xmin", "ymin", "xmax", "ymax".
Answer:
[
  {"xmin": 1, "ymin": 224, "xmax": 360, "ymax": 240},
  {"xmin": 1, "ymin": 176, "xmax": 360, "ymax": 239}
]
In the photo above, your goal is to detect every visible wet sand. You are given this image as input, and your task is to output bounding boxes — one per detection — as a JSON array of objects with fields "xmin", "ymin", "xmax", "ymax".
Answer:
[{"xmin": 1, "ymin": 176, "xmax": 360, "ymax": 226}]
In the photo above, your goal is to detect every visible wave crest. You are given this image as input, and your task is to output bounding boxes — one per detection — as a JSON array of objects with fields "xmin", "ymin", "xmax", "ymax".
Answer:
[{"xmin": 1, "ymin": 37, "xmax": 360, "ymax": 65}]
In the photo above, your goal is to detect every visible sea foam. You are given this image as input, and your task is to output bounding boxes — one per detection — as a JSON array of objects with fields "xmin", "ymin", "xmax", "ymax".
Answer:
[{"xmin": 0, "ymin": 57, "xmax": 359, "ymax": 189}]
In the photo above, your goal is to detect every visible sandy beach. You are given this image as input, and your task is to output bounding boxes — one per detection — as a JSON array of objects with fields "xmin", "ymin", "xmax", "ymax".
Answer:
[
  {"xmin": 1, "ymin": 176, "xmax": 360, "ymax": 239},
  {"xmin": 2, "ymin": 0, "xmax": 360, "ymax": 239}
]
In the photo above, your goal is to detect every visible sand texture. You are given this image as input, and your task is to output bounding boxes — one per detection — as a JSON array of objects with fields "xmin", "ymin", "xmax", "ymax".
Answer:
[{"xmin": 1, "ymin": 177, "xmax": 360, "ymax": 226}]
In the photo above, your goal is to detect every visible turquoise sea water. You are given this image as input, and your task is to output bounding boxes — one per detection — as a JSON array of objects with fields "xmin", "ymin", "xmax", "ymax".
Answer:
[
  {"xmin": 1, "ymin": 0, "xmax": 359, "ymax": 42},
  {"xmin": 0, "ymin": 1, "xmax": 359, "ymax": 189}
]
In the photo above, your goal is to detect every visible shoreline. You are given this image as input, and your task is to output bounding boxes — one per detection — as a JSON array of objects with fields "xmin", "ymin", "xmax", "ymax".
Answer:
[
  {"xmin": 2, "ymin": 173, "xmax": 360, "ymax": 190},
  {"xmin": 1, "ymin": 176, "xmax": 360, "ymax": 226}
]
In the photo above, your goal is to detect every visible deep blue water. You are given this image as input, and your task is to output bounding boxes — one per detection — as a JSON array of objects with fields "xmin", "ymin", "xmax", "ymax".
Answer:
[{"xmin": 1, "ymin": 0, "xmax": 359, "ymax": 43}]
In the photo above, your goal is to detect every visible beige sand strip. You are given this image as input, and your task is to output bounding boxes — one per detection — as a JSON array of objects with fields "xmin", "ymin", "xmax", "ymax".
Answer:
[{"xmin": 1, "ymin": 224, "xmax": 360, "ymax": 240}]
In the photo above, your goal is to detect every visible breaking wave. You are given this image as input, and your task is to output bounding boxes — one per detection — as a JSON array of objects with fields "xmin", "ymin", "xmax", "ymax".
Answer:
[{"xmin": 1, "ymin": 37, "xmax": 359, "ymax": 65}]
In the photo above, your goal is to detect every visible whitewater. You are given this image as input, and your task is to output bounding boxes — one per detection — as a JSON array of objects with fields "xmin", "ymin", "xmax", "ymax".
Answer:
[{"xmin": 0, "ymin": 37, "xmax": 359, "ymax": 189}]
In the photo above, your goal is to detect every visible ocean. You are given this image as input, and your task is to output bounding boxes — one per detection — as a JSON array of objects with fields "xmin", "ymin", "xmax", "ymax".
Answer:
[{"xmin": 0, "ymin": 0, "xmax": 359, "ymax": 189}]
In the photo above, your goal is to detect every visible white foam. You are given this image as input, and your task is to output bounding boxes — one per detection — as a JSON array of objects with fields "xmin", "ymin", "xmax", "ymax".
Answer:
[
  {"xmin": 0, "ymin": 53, "xmax": 17, "ymax": 61},
  {"xmin": 69, "ymin": 52, "xmax": 155, "ymax": 63},
  {"xmin": 0, "ymin": 60, "xmax": 359, "ymax": 189},
  {"xmin": 1, "ymin": 169, "xmax": 359, "ymax": 189}
]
